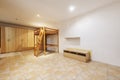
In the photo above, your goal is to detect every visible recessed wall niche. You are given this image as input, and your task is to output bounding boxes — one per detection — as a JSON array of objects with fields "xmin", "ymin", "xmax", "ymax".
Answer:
[{"xmin": 65, "ymin": 37, "xmax": 80, "ymax": 48}]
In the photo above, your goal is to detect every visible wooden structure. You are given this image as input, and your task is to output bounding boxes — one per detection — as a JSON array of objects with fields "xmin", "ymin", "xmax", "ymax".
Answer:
[
  {"xmin": 0, "ymin": 24, "xmax": 34, "ymax": 53},
  {"xmin": 34, "ymin": 27, "xmax": 59, "ymax": 56},
  {"xmin": 64, "ymin": 48, "xmax": 91, "ymax": 62}
]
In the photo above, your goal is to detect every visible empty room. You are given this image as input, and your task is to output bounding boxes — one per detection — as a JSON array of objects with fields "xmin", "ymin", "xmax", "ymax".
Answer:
[{"xmin": 0, "ymin": 0, "xmax": 120, "ymax": 80}]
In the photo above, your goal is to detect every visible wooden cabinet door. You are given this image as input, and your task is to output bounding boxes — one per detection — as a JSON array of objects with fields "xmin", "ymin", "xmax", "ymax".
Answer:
[
  {"xmin": 1, "ymin": 27, "xmax": 6, "ymax": 53},
  {"xmin": 1, "ymin": 27, "xmax": 34, "ymax": 53},
  {"xmin": 28, "ymin": 29, "xmax": 34, "ymax": 48},
  {"xmin": 5, "ymin": 27, "xmax": 16, "ymax": 52},
  {"xmin": 15, "ymin": 28, "xmax": 22, "ymax": 51},
  {"xmin": 15, "ymin": 28, "xmax": 34, "ymax": 51},
  {"xmin": 21, "ymin": 28, "xmax": 28, "ymax": 49},
  {"xmin": 0, "ymin": 27, "xmax": 1, "ymax": 48},
  {"xmin": 0, "ymin": 27, "xmax": 1, "ymax": 53}
]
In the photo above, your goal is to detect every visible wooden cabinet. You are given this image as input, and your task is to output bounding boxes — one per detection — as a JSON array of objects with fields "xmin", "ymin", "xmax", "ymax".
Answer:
[
  {"xmin": 21, "ymin": 29, "xmax": 28, "ymax": 49},
  {"xmin": 0, "ymin": 26, "xmax": 34, "ymax": 53},
  {"xmin": 28, "ymin": 29, "xmax": 34, "ymax": 48},
  {"xmin": 15, "ymin": 28, "xmax": 22, "ymax": 51},
  {"xmin": 0, "ymin": 27, "xmax": 1, "ymax": 53},
  {"xmin": 5, "ymin": 27, "xmax": 16, "ymax": 52},
  {"xmin": 64, "ymin": 48, "xmax": 91, "ymax": 62},
  {"xmin": 1, "ymin": 27, "xmax": 5, "ymax": 53}
]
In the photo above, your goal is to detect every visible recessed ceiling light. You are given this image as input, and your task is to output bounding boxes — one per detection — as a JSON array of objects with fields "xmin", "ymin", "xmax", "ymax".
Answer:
[
  {"xmin": 69, "ymin": 5, "xmax": 75, "ymax": 12},
  {"xmin": 37, "ymin": 14, "xmax": 40, "ymax": 17}
]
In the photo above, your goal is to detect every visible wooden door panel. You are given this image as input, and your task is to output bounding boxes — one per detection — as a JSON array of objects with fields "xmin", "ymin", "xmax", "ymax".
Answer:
[
  {"xmin": 1, "ymin": 26, "xmax": 34, "ymax": 53},
  {"xmin": 5, "ymin": 27, "xmax": 16, "ymax": 52},
  {"xmin": 15, "ymin": 28, "xmax": 22, "ymax": 51},
  {"xmin": 28, "ymin": 29, "xmax": 34, "ymax": 48},
  {"xmin": 21, "ymin": 29, "xmax": 28, "ymax": 49},
  {"xmin": 1, "ymin": 27, "xmax": 5, "ymax": 53}
]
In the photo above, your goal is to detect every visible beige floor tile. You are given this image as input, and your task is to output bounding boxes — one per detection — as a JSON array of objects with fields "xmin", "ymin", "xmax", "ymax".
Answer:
[{"xmin": 0, "ymin": 50, "xmax": 120, "ymax": 80}]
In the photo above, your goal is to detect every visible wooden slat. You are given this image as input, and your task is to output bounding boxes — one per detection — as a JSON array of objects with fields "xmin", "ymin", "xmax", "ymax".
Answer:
[
  {"xmin": 43, "ymin": 27, "xmax": 46, "ymax": 55},
  {"xmin": 57, "ymin": 31, "xmax": 59, "ymax": 53},
  {"xmin": 1, "ymin": 27, "xmax": 6, "ymax": 53},
  {"xmin": 46, "ymin": 44, "xmax": 58, "ymax": 46}
]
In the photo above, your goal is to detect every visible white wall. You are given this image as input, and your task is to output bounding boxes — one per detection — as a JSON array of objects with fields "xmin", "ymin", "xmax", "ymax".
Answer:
[
  {"xmin": 47, "ymin": 35, "xmax": 58, "ymax": 52},
  {"xmin": 58, "ymin": 2, "xmax": 120, "ymax": 66}
]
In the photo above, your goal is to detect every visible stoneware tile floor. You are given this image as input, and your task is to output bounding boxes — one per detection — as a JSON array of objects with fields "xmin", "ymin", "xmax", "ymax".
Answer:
[{"xmin": 0, "ymin": 50, "xmax": 120, "ymax": 80}]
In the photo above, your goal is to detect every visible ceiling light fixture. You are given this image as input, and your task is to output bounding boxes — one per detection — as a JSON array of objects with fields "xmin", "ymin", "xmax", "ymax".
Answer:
[
  {"xmin": 69, "ymin": 5, "xmax": 75, "ymax": 12},
  {"xmin": 37, "ymin": 14, "xmax": 40, "ymax": 17}
]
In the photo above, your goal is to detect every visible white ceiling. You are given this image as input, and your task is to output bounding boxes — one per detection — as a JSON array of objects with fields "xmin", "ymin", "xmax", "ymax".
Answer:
[{"xmin": 0, "ymin": 0, "xmax": 119, "ymax": 26}]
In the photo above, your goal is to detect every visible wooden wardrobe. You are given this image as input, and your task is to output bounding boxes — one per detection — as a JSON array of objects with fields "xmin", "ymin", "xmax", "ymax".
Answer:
[{"xmin": 0, "ymin": 26, "xmax": 34, "ymax": 53}]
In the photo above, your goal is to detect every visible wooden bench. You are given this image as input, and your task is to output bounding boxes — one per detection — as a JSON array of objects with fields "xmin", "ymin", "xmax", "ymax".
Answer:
[{"xmin": 64, "ymin": 48, "xmax": 91, "ymax": 62}]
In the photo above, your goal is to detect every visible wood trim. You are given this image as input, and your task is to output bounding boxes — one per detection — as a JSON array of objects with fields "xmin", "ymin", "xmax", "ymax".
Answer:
[
  {"xmin": 46, "ymin": 44, "xmax": 58, "ymax": 46},
  {"xmin": 34, "ymin": 30, "xmax": 36, "ymax": 56},
  {"xmin": 57, "ymin": 31, "xmax": 59, "ymax": 53},
  {"xmin": 43, "ymin": 27, "xmax": 46, "ymax": 55},
  {"xmin": 0, "ymin": 21, "xmax": 37, "ymax": 30},
  {"xmin": 0, "ymin": 27, "xmax": 1, "ymax": 48},
  {"xmin": 0, "ymin": 48, "xmax": 34, "ymax": 54}
]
